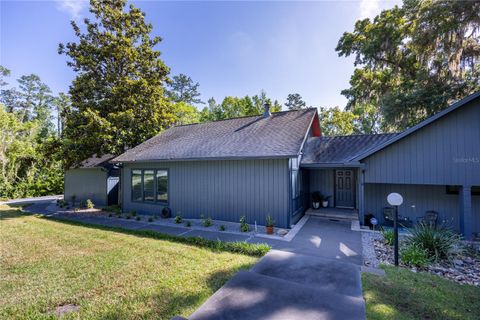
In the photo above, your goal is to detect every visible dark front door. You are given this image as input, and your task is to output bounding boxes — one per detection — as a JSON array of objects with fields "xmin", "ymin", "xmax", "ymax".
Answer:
[{"xmin": 335, "ymin": 170, "xmax": 355, "ymax": 208}]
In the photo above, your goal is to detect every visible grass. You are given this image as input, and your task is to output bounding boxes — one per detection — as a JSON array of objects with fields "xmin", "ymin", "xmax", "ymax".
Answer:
[
  {"xmin": 0, "ymin": 204, "xmax": 262, "ymax": 319},
  {"xmin": 362, "ymin": 265, "xmax": 480, "ymax": 320}
]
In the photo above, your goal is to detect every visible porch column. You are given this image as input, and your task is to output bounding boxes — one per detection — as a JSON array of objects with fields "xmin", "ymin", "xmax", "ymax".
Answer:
[
  {"xmin": 459, "ymin": 186, "xmax": 472, "ymax": 239},
  {"xmin": 358, "ymin": 169, "xmax": 365, "ymax": 224}
]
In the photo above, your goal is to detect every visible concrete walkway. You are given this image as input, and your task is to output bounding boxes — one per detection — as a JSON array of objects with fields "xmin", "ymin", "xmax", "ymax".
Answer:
[{"xmin": 12, "ymin": 197, "xmax": 365, "ymax": 319}]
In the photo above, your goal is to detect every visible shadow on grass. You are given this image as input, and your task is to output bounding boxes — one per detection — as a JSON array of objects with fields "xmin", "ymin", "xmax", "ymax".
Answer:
[
  {"xmin": 0, "ymin": 205, "xmax": 37, "ymax": 220},
  {"xmin": 40, "ymin": 214, "xmax": 270, "ymax": 257},
  {"xmin": 363, "ymin": 266, "xmax": 480, "ymax": 320}
]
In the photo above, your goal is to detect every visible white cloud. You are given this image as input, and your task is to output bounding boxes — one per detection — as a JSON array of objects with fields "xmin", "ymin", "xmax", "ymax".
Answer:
[
  {"xmin": 56, "ymin": 0, "xmax": 88, "ymax": 20},
  {"xmin": 359, "ymin": 0, "xmax": 402, "ymax": 19}
]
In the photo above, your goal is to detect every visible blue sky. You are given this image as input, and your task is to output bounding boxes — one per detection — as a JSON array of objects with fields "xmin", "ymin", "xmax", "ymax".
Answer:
[{"xmin": 1, "ymin": 0, "xmax": 400, "ymax": 109}]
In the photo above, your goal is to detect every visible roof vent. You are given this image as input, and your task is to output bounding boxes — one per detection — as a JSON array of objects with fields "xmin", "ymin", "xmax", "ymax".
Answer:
[{"xmin": 263, "ymin": 103, "xmax": 271, "ymax": 118}]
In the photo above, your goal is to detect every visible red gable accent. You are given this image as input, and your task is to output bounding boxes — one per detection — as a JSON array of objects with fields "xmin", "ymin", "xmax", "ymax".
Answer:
[{"xmin": 311, "ymin": 113, "xmax": 321, "ymax": 137}]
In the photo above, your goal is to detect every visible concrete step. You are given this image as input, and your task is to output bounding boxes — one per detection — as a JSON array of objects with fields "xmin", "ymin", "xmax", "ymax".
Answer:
[
  {"xmin": 189, "ymin": 270, "xmax": 365, "ymax": 320},
  {"xmin": 306, "ymin": 210, "xmax": 358, "ymax": 221},
  {"xmin": 251, "ymin": 250, "xmax": 363, "ymax": 298}
]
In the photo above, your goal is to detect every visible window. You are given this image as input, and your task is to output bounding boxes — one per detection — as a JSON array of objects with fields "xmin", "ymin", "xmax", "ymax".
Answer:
[
  {"xmin": 446, "ymin": 185, "xmax": 480, "ymax": 196},
  {"xmin": 143, "ymin": 170, "xmax": 155, "ymax": 201},
  {"xmin": 131, "ymin": 169, "xmax": 169, "ymax": 203},
  {"xmin": 156, "ymin": 170, "xmax": 168, "ymax": 202},
  {"xmin": 132, "ymin": 170, "xmax": 142, "ymax": 201}
]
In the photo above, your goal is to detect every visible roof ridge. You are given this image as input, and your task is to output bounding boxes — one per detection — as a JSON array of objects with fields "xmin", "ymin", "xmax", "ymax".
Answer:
[
  {"xmin": 173, "ymin": 107, "xmax": 317, "ymax": 128},
  {"xmin": 321, "ymin": 132, "xmax": 398, "ymax": 138}
]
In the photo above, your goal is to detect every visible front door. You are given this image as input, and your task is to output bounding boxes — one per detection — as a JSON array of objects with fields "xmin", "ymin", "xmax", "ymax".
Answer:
[{"xmin": 335, "ymin": 170, "xmax": 355, "ymax": 208}]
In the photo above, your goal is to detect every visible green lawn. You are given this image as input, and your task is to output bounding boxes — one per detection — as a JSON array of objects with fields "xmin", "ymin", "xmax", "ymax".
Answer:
[
  {"xmin": 0, "ymin": 204, "xmax": 259, "ymax": 319},
  {"xmin": 363, "ymin": 265, "xmax": 480, "ymax": 320}
]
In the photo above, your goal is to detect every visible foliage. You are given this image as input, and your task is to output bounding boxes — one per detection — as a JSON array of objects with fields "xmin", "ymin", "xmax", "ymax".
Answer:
[
  {"xmin": 175, "ymin": 215, "xmax": 183, "ymax": 224},
  {"xmin": 135, "ymin": 216, "xmax": 141, "ymax": 221},
  {"xmin": 336, "ymin": 0, "xmax": 480, "ymax": 132},
  {"xmin": 318, "ymin": 106, "xmax": 358, "ymax": 136},
  {"xmin": 405, "ymin": 223, "xmax": 462, "ymax": 261},
  {"xmin": 59, "ymin": 0, "xmax": 174, "ymax": 168},
  {"xmin": 185, "ymin": 220, "xmax": 192, "ymax": 227},
  {"xmin": 400, "ymin": 244, "xmax": 430, "ymax": 268},
  {"xmin": 265, "ymin": 215, "xmax": 274, "ymax": 227},
  {"xmin": 381, "ymin": 228, "xmax": 395, "ymax": 246},
  {"xmin": 362, "ymin": 265, "xmax": 480, "ymax": 320},
  {"xmin": 311, "ymin": 191, "xmax": 322, "ymax": 202},
  {"xmin": 167, "ymin": 73, "xmax": 203, "ymax": 105},
  {"xmin": 86, "ymin": 199, "xmax": 94, "ymax": 209},
  {"xmin": 219, "ymin": 225, "xmax": 226, "ymax": 231},
  {"xmin": 240, "ymin": 216, "xmax": 250, "ymax": 232},
  {"xmin": 0, "ymin": 205, "xmax": 261, "ymax": 319},
  {"xmin": 284, "ymin": 93, "xmax": 306, "ymax": 110},
  {"xmin": 202, "ymin": 215, "xmax": 213, "ymax": 227},
  {"xmin": 130, "ymin": 210, "xmax": 136, "ymax": 217},
  {"xmin": 147, "ymin": 217, "xmax": 154, "ymax": 222},
  {"xmin": 200, "ymin": 91, "xmax": 282, "ymax": 122},
  {"xmin": 0, "ymin": 68, "xmax": 63, "ymax": 200},
  {"xmin": 172, "ymin": 101, "xmax": 200, "ymax": 125}
]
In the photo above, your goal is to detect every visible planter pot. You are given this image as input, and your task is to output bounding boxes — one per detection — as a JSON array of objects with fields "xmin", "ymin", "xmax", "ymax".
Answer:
[
  {"xmin": 322, "ymin": 201, "xmax": 329, "ymax": 208},
  {"xmin": 313, "ymin": 202, "xmax": 320, "ymax": 209},
  {"xmin": 266, "ymin": 226, "xmax": 274, "ymax": 235}
]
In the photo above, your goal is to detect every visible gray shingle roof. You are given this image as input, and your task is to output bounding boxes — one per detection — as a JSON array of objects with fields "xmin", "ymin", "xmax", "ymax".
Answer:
[
  {"xmin": 79, "ymin": 154, "xmax": 116, "ymax": 168},
  {"xmin": 301, "ymin": 133, "xmax": 398, "ymax": 165},
  {"xmin": 113, "ymin": 108, "xmax": 317, "ymax": 162}
]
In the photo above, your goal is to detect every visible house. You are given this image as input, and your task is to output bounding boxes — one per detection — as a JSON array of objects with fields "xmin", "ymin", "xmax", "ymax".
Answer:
[
  {"xmin": 64, "ymin": 154, "xmax": 120, "ymax": 207},
  {"xmin": 66, "ymin": 91, "xmax": 480, "ymax": 239}
]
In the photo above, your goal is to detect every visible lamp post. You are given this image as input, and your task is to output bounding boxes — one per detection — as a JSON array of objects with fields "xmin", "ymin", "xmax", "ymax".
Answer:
[{"xmin": 387, "ymin": 192, "xmax": 403, "ymax": 266}]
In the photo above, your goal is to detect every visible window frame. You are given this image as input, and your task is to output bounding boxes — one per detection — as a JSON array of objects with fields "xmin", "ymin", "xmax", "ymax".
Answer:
[{"xmin": 131, "ymin": 168, "xmax": 169, "ymax": 205}]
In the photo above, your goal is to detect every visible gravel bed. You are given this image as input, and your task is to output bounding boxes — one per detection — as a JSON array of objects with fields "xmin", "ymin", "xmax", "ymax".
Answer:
[
  {"xmin": 368, "ymin": 233, "xmax": 480, "ymax": 287},
  {"xmin": 361, "ymin": 231, "xmax": 382, "ymax": 268}
]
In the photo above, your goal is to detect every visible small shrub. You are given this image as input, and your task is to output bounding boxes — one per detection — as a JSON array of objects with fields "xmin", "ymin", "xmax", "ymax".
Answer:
[
  {"xmin": 114, "ymin": 208, "xmax": 121, "ymax": 214},
  {"xmin": 219, "ymin": 225, "xmax": 226, "ymax": 231},
  {"xmin": 185, "ymin": 221, "xmax": 192, "ymax": 227},
  {"xmin": 240, "ymin": 216, "xmax": 250, "ymax": 232},
  {"xmin": 400, "ymin": 244, "xmax": 431, "ymax": 268},
  {"xmin": 136, "ymin": 216, "xmax": 141, "ymax": 221},
  {"xmin": 266, "ymin": 215, "xmax": 274, "ymax": 227},
  {"xmin": 71, "ymin": 195, "xmax": 76, "ymax": 206},
  {"xmin": 79, "ymin": 200, "xmax": 87, "ymax": 208},
  {"xmin": 86, "ymin": 199, "xmax": 94, "ymax": 209},
  {"xmin": 175, "ymin": 215, "xmax": 183, "ymax": 224},
  {"xmin": 126, "ymin": 215, "xmax": 131, "ymax": 220},
  {"xmin": 381, "ymin": 228, "xmax": 395, "ymax": 246},
  {"xmin": 201, "ymin": 215, "xmax": 212, "ymax": 227},
  {"xmin": 108, "ymin": 213, "xmax": 113, "ymax": 217},
  {"xmin": 148, "ymin": 217, "xmax": 154, "ymax": 222},
  {"xmin": 405, "ymin": 223, "xmax": 462, "ymax": 261},
  {"xmin": 130, "ymin": 210, "xmax": 137, "ymax": 217},
  {"xmin": 116, "ymin": 214, "xmax": 122, "ymax": 218}
]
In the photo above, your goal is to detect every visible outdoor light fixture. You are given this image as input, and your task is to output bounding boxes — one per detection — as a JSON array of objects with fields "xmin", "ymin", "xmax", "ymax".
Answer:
[{"xmin": 387, "ymin": 192, "xmax": 403, "ymax": 266}]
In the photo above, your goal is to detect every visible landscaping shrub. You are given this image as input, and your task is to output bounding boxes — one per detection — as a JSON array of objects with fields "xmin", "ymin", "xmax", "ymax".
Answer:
[
  {"xmin": 86, "ymin": 199, "xmax": 94, "ymax": 209},
  {"xmin": 185, "ymin": 221, "xmax": 192, "ymax": 227},
  {"xmin": 240, "ymin": 216, "xmax": 250, "ymax": 232},
  {"xmin": 148, "ymin": 217, "xmax": 154, "ymax": 222},
  {"xmin": 175, "ymin": 215, "xmax": 183, "ymax": 224},
  {"xmin": 381, "ymin": 228, "xmax": 395, "ymax": 246},
  {"xmin": 130, "ymin": 210, "xmax": 137, "ymax": 217},
  {"xmin": 126, "ymin": 215, "xmax": 131, "ymax": 220},
  {"xmin": 405, "ymin": 223, "xmax": 462, "ymax": 261},
  {"xmin": 71, "ymin": 195, "xmax": 76, "ymax": 206},
  {"xmin": 202, "ymin": 215, "xmax": 212, "ymax": 227},
  {"xmin": 400, "ymin": 244, "xmax": 431, "ymax": 268},
  {"xmin": 219, "ymin": 225, "xmax": 226, "ymax": 231},
  {"xmin": 136, "ymin": 216, "xmax": 141, "ymax": 221},
  {"xmin": 79, "ymin": 200, "xmax": 87, "ymax": 208}
]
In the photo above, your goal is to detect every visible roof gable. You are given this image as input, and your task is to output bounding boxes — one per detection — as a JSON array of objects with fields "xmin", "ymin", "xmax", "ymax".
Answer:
[
  {"xmin": 113, "ymin": 108, "xmax": 317, "ymax": 162},
  {"xmin": 352, "ymin": 91, "xmax": 480, "ymax": 161}
]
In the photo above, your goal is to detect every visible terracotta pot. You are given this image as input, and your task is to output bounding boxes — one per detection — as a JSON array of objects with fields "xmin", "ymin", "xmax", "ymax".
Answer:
[{"xmin": 266, "ymin": 226, "xmax": 274, "ymax": 234}]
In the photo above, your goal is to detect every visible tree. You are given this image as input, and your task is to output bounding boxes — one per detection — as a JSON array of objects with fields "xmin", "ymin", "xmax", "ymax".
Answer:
[
  {"xmin": 59, "ymin": 0, "xmax": 173, "ymax": 167},
  {"xmin": 199, "ymin": 91, "xmax": 282, "ymax": 122},
  {"xmin": 52, "ymin": 93, "xmax": 71, "ymax": 136},
  {"xmin": 285, "ymin": 93, "xmax": 306, "ymax": 110},
  {"xmin": 336, "ymin": 0, "xmax": 480, "ymax": 131},
  {"xmin": 318, "ymin": 106, "xmax": 357, "ymax": 136},
  {"xmin": 167, "ymin": 74, "xmax": 203, "ymax": 105},
  {"xmin": 172, "ymin": 101, "xmax": 200, "ymax": 125}
]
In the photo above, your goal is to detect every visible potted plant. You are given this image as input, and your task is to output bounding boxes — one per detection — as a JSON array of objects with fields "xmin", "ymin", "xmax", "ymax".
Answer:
[
  {"xmin": 265, "ymin": 215, "xmax": 274, "ymax": 234},
  {"xmin": 312, "ymin": 192, "xmax": 322, "ymax": 209},
  {"xmin": 322, "ymin": 195, "xmax": 330, "ymax": 208}
]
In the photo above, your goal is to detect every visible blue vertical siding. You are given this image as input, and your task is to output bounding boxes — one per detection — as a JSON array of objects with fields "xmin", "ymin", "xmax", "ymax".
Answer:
[
  {"xmin": 363, "ymin": 100, "xmax": 480, "ymax": 185},
  {"xmin": 308, "ymin": 169, "xmax": 335, "ymax": 207},
  {"xmin": 121, "ymin": 159, "xmax": 290, "ymax": 228},
  {"xmin": 364, "ymin": 183, "xmax": 480, "ymax": 233}
]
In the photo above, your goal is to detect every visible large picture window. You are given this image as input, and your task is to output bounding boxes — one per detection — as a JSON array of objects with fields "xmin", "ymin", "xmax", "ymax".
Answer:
[{"xmin": 131, "ymin": 169, "xmax": 169, "ymax": 203}]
